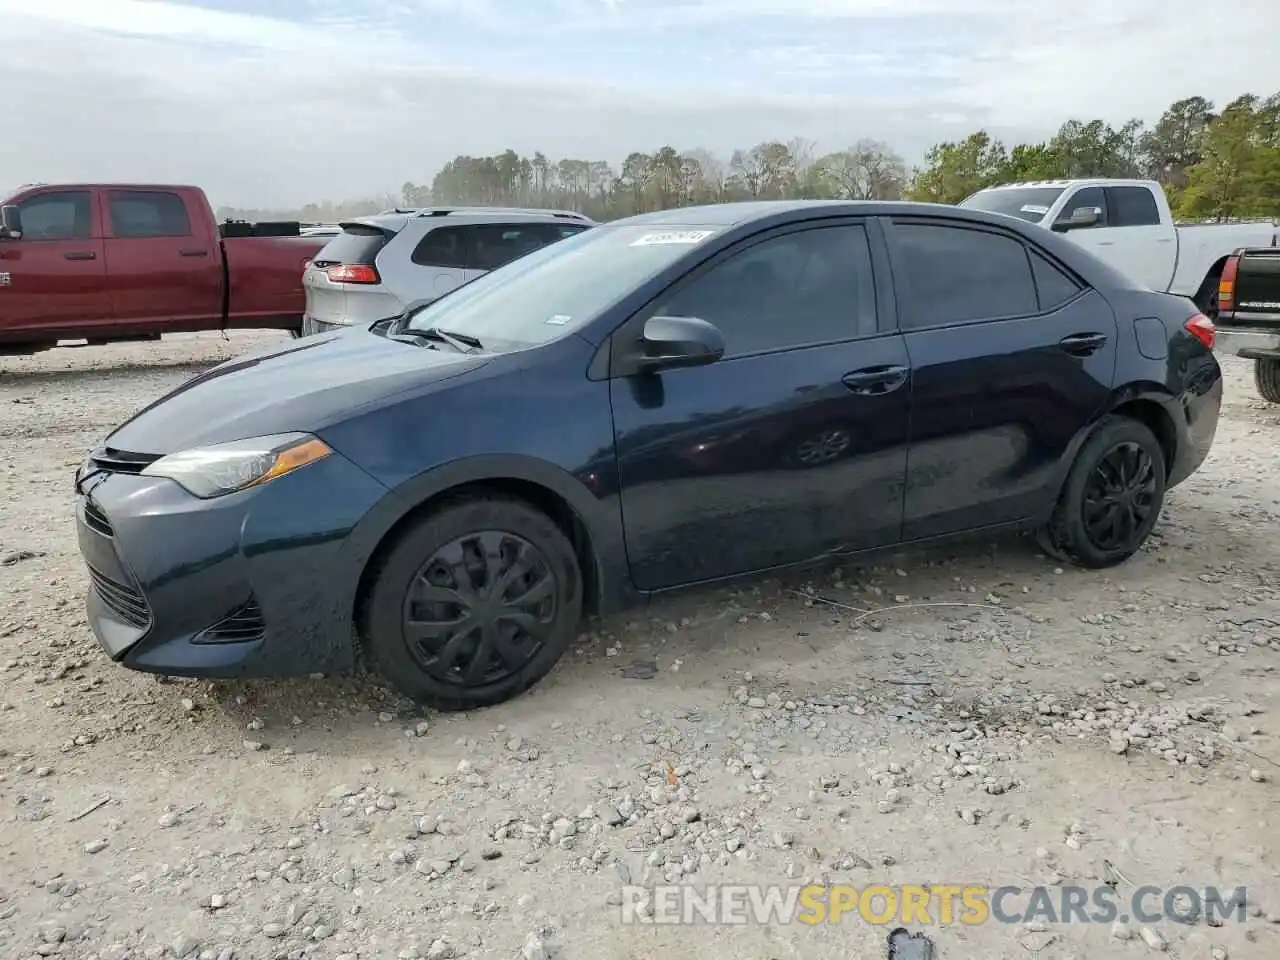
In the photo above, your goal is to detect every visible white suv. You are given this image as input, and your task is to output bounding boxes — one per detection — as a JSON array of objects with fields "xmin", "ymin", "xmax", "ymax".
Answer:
[{"xmin": 301, "ymin": 207, "xmax": 595, "ymax": 335}]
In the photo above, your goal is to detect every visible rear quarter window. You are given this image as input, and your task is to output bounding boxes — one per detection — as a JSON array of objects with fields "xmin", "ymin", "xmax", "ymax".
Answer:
[{"xmin": 316, "ymin": 224, "xmax": 391, "ymax": 265}]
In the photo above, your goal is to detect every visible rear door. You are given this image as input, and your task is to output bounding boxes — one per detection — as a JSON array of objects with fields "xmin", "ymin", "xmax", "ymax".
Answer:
[
  {"xmin": 609, "ymin": 219, "xmax": 911, "ymax": 590},
  {"xmin": 102, "ymin": 189, "xmax": 221, "ymax": 328},
  {"xmin": 884, "ymin": 216, "xmax": 1117, "ymax": 539},
  {"xmin": 0, "ymin": 189, "xmax": 110, "ymax": 336}
]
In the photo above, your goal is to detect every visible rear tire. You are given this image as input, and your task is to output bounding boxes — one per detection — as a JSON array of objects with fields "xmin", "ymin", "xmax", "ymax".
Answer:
[
  {"xmin": 360, "ymin": 496, "xmax": 583, "ymax": 711},
  {"xmin": 1255, "ymin": 358, "xmax": 1280, "ymax": 404},
  {"xmin": 1036, "ymin": 416, "xmax": 1167, "ymax": 569}
]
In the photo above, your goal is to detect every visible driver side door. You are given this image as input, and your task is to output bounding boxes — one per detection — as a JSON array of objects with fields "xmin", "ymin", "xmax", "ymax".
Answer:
[{"xmin": 607, "ymin": 219, "xmax": 911, "ymax": 591}]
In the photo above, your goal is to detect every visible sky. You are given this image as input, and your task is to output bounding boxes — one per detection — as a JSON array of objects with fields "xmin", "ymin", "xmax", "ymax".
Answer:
[{"xmin": 3, "ymin": 0, "xmax": 1279, "ymax": 207}]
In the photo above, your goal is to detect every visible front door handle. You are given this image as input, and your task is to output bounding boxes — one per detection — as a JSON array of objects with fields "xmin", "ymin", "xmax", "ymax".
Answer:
[
  {"xmin": 842, "ymin": 365, "xmax": 909, "ymax": 395},
  {"xmin": 179, "ymin": 248, "xmax": 208, "ymax": 257},
  {"xmin": 64, "ymin": 251, "xmax": 96, "ymax": 261},
  {"xmin": 1059, "ymin": 332, "xmax": 1108, "ymax": 356}
]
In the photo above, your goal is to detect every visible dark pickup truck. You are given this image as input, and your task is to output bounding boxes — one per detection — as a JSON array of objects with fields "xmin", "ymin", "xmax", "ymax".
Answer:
[
  {"xmin": 0, "ymin": 183, "xmax": 327, "ymax": 356},
  {"xmin": 1215, "ymin": 244, "xmax": 1280, "ymax": 402}
]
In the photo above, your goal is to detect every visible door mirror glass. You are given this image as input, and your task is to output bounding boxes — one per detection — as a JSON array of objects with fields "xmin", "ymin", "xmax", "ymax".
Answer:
[
  {"xmin": 1053, "ymin": 206, "xmax": 1102, "ymax": 232},
  {"xmin": 634, "ymin": 315, "xmax": 725, "ymax": 372},
  {"xmin": 0, "ymin": 205, "xmax": 22, "ymax": 240}
]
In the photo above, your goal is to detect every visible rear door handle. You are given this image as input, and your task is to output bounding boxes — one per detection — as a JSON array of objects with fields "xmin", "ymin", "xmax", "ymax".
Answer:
[
  {"xmin": 1059, "ymin": 332, "xmax": 1108, "ymax": 356},
  {"xmin": 179, "ymin": 248, "xmax": 208, "ymax": 257},
  {"xmin": 841, "ymin": 365, "xmax": 908, "ymax": 395},
  {"xmin": 64, "ymin": 251, "xmax": 96, "ymax": 261}
]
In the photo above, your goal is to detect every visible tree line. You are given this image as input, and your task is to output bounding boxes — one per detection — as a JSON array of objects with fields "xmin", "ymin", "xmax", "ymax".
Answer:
[{"xmin": 218, "ymin": 92, "xmax": 1280, "ymax": 225}]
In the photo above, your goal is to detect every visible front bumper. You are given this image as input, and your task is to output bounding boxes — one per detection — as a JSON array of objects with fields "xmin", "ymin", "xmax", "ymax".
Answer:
[
  {"xmin": 1214, "ymin": 326, "xmax": 1280, "ymax": 360},
  {"xmin": 74, "ymin": 449, "xmax": 388, "ymax": 678}
]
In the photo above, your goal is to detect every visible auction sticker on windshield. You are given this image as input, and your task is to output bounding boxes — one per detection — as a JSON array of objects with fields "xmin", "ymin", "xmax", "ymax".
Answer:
[
  {"xmin": 1020, "ymin": 205, "xmax": 1050, "ymax": 215},
  {"xmin": 630, "ymin": 230, "xmax": 716, "ymax": 247}
]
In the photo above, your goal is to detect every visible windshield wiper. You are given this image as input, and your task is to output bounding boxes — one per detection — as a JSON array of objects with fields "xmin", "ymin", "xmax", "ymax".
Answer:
[{"xmin": 396, "ymin": 326, "xmax": 482, "ymax": 354}]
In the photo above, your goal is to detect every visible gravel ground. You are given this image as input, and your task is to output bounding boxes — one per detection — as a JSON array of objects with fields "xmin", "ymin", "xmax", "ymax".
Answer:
[{"xmin": 1, "ymin": 332, "xmax": 1278, "ymax": 960}]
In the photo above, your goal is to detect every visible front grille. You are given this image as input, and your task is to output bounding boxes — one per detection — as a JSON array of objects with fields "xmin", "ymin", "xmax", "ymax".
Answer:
[
  {"xmin": 88, "ymin": 564, "xmax": 151, "ymax": 629},
  {"xmin": 194, "ymin": 597, "xmax": 266, "ymax": 644},
  {"xmin": 89, "ymin": 447, "xmax": 160, "ymax": 475},
  {"xmin": 83, "ymin": 499, "xmax": 113, "ymax": 537}
]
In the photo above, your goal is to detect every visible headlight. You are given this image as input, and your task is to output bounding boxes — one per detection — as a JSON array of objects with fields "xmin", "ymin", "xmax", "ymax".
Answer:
[{"xmin": 140, "ymin": 432, "xmax": 332, "ymax": 499}]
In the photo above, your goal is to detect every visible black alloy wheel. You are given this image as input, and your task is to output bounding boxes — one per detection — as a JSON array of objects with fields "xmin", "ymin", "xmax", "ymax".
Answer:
[
  {"xmin": 1035, "ymin": 415, "xmax": 1167, "ymax": 569},
  {"xmin": 1079, "ymin": 441, "xmax": 1158, "ymax": 553},
  {"xmin": 403, "ymin": 531, "xmax": 556, "ymax": 687},
  {"xmin": 361, "ymin": 496, "xmax": 582, "ymax": 711}
]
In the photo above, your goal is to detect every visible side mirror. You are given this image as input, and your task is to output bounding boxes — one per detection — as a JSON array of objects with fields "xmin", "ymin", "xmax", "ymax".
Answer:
[
  {"xmin": 634, "ymin": 315, "xmax": 725, "ymax": 372},
  {"xmin": 0, "ymin": 205, "xmax": 22, "ymax": 240},
  {"xmin": 1053, "ymin": 206, "xmax": 1101, "ymax": 232}
]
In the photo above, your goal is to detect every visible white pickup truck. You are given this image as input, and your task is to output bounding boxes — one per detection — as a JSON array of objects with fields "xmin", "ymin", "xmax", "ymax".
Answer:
[{"xmin": 959, "ymin": 178, "xmax": 1279, "ymax": 312}]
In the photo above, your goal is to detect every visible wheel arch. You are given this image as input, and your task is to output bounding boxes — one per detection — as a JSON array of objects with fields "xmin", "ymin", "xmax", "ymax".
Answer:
[
  {"xmin": 1043, "ymin": 385, "xmax": 1179, "ymax": 517},
  {"xmin": 341, "ymin": 454, "xmax": 633, "ymax": 637},
  {"xmin": 1191, "ymin": 256, "xmax": 1228, "ymax": 314}
]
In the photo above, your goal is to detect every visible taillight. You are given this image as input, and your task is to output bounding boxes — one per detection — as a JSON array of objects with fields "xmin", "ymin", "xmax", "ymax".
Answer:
[
  {"xmin": 1217, "ymin": 255, "xmax": 1239, "ymax": 312},
  {"xmin": 325, "ymin": 264, "xmax": 379, "ymax": 284},
  {"xmin": 1184, "ymin": 312, "xmax": 1215, "ymax": 350}
]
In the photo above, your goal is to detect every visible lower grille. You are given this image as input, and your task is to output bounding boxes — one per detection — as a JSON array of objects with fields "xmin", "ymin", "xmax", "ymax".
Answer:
[
  {"xmin": 88, "ymin": 564, "xmax": 151, "ymax": 629},
  {"xmin": 195, "ymin": 597, "xmax": 267, "ymax": 644},
  {"xmin": 83, "ymin": 499, "xmax": 113, "ymax": 537}
]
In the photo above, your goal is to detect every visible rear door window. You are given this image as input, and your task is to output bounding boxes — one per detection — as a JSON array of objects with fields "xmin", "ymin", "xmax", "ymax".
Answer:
[
  {"xmin": 1105, "ymin": 186, "xmax": 1160, "ymax": 227},
  {"xmin": 411, "ymin": 225, "xmax": 469, "ymax": 269},
  {"xmin": 107, "ymin": 190, "xmax": 192, "ymax": 238},
  {"xmin": 893, "ymin": 221, "xmax": 1039, "ymax": 328}
]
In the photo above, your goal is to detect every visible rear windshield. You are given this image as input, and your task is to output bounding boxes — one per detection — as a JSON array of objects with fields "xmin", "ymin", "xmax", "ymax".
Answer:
[
  {"xmin": 405, "ymin": 224, "xmax": 720, "ymax": 347},
  {"xmin": 959, "ymin": 187, "xmax": 1065, "ymax": 223},
  {"xmin": 314, "ymin": 224, "xmax": 390, "ymax": 265}
]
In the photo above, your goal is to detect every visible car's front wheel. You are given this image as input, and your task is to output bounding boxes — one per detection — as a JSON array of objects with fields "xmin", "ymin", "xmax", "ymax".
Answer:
[
  {"xmin": 361, "ymin": 496, "xmax": 583, "ymax": 711},
  {"xmin": 1036, "ymin": 416, "xmax": 1167, "ymax": 568}
]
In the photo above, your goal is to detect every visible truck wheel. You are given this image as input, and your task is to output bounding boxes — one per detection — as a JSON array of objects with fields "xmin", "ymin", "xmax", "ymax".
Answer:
[
  {"xmin": 359, "ymin": 496, "xmax": 583, "ymax": 711},
  {"xmin": 1255, "ymin": 359, "xmax": 1280, "ymax": 404},
  {"xmin": 1036, "ymin": 416, "xmax": 1167, "ymax": 569}
]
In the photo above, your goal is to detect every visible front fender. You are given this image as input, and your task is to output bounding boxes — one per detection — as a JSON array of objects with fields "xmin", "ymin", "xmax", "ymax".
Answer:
[{"xmin": 335, "ymin": 453, "xmax": 635, "ymax": 625}]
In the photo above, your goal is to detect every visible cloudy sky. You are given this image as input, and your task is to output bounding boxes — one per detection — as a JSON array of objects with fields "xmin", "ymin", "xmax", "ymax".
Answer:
[{"xmin": 4, "ymin": 0, "xmax": 1278, "ymax": 207}]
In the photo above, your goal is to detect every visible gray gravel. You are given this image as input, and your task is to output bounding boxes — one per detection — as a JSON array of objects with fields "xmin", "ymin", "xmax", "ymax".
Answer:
[{"xmin": 1, "ymin": 332, "xmax": 1277, "ymax": 959}]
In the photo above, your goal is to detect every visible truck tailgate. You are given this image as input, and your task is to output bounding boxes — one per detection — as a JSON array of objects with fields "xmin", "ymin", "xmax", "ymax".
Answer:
[{"xmin": 222, "ymin": 236, "xmax": 324, "ymax": 329}]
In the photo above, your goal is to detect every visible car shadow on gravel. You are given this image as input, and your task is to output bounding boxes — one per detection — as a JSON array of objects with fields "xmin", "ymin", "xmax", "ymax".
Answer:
[
  {"xmin": 185, "ymin": 532, "xmax": 1046, "ymax": 741},
  {"xmin": 0, "ymin": 358, "xmax": 217, "ymax": 386}
]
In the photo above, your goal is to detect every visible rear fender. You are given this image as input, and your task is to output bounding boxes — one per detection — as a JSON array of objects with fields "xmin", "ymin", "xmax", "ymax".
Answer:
[{"xmin": 1039, "ymin": 385, "xmax": 1179, "ymax": 520}]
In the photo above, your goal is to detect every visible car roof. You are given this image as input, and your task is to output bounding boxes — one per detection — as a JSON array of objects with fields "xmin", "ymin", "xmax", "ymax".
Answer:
[
  {"xmin": 613, "ymin": 199, "xmax": 996, "ymax": 228},
  {"xmin": 351, "ymin": 207, "xmax": 596, "ymax": 233}
]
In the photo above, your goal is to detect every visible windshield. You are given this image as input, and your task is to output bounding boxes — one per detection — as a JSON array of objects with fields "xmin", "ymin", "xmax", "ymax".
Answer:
[
  {"xmin": 404, "ymin": 224, "xmax": 720, "ymax": 346},
  {"xmin": 958, "ymin": 187, "xmax": 1065, "ymax": 223}
]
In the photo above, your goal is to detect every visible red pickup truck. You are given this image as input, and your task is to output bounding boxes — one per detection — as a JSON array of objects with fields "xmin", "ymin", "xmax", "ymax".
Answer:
[{"xmin": 0, "ymin": 183, "xmax": 327, "ymax": 356}]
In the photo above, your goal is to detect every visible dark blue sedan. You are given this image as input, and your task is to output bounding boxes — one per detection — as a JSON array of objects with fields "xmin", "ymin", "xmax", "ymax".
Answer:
[{"xmin": 74, "ymin": 200, "xmax": 1223, "ymax": 710}]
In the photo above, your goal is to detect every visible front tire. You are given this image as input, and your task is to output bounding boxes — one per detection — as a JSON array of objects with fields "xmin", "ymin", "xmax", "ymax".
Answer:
[
  {"xmin": 1037, "ymin": 416, "xmax": 1167, "ymax": 569},
  {"xmin": 1255, "ymin": 358, "xmax": 1280, "ymax": 404},
  {"xmin": 360, "ymin": 496, "xmax": 582, "ymax": 711}
]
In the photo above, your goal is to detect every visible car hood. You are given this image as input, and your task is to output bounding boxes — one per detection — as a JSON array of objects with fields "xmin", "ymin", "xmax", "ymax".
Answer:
[{"xmin": 103, "ymin": 328, "xmax": 489, "ymax": 455}]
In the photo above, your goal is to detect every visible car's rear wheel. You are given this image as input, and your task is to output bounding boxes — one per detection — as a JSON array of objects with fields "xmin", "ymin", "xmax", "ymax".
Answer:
[
  {"xmin": 1255, "ymin": 358, "xmax": 1280, "ymax": 404},
  {"xmin": 361, "ymin": 496, "xmax": 582, "ymax": 711},
  {"xmin": 1036, "ymin": 416, "xmax": 1167, "ymax": 568}
]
